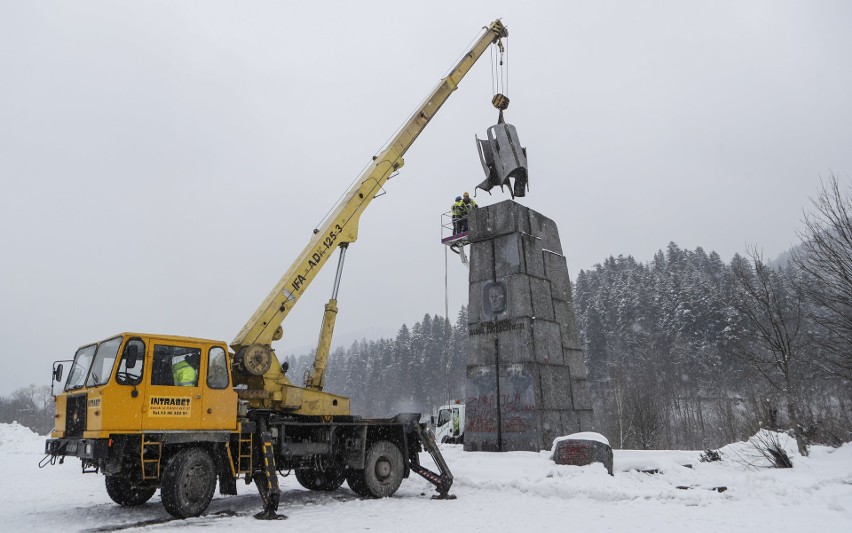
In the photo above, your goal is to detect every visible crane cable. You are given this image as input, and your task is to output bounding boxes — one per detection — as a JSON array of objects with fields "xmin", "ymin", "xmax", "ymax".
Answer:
[
  {"xmin": 490, "ymin": 35, "xmax": 508, "ymax": 99},
  {"xmin": 444, "ymin": 243, "xmax": 451, "ymax": 409}
]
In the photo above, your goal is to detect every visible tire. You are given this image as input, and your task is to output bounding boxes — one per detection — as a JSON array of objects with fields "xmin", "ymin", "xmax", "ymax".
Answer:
[
  {"xmin": 295, "ymin": 468, "xmax": 345, "ymax": 491},
  {"xmin": 160, "ymin": 447, "xmax": 217, "ymax": 519},
  {"xmin": 346, "ymin": 470, "xmax": 371, "ymax": 496},
  {"xmin": 105, "ymin": 476, "xmax": 156, "ymax": 506},
  {"xmin": 348, "ymin": 440, "xmax": 404, "ymax": 498}
]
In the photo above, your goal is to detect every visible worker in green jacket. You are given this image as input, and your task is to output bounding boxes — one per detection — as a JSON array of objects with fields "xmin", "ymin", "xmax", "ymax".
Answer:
[
  {"xmin": 458, "ymin": 192, "xmax": 478, "ymax": 233},
  {"xmin": 172, "ymin": 353, "xmax": 199, "ymax": 387},
  {"xmin": 451, "ymin": 196, "xmax": 465, "ymax": 234}
]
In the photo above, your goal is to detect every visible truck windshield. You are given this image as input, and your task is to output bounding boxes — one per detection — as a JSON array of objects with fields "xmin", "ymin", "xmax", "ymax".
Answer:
[
  {"xmin": 63, "ymin": 337, "xmax": 124, "ymax": 391},
  {"xmin": 437, "ymin": 409, "xmax": 452, "ymax": 427},
  {"xmin": 64, "ymin": 344, "xmax": 97, "ymax": 391},
  {"xmin": 85, "ymin": 336, "xmax": 123, "ymax": 387}
]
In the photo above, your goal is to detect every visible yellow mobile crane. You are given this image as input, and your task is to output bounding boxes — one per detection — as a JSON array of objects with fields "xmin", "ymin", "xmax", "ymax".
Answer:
[{"xmin": 43, "ymin": 20, "xmax": 509, "ymax": 520}]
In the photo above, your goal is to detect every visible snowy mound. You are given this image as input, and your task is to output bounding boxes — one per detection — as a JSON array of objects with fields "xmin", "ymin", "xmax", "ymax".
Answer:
[
  {"xmin": 714, "ymin": 429, "xmax": 801, "ymax": 468},
  {"xmin": 0, "ymin": 422, "xmax": 45, "ymax": 454}
]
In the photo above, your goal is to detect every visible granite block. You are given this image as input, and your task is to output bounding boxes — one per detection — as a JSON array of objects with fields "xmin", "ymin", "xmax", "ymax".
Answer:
[
  {"xmin": 469, "ymin": 241, "xmax": 494, "ymax": 283},
  {"xmin": 543, "ymin": 251, "xmax": 572, "ymax": 303},
  {"xmin": 532, "ymin": 320, "xmax": 564, "ymax": 365},
  {"xmin": 495, "ymin": 317, "xmax": 534, "ymax": 364},
  {"xmin": 467, "ymin": 331, "xmax": 497, "ymax": 366},
  {"xmin": 539, "ymin": 364, "xmax": 574, "ymax": 410},
  {"xmin": 577, "ymin": 409, "xmax": 595, "ymax": 432},
  {"xmin": 528, "ymin": 210, "xmax": 563, "ymax": 255},
  {"xmin": 570, "ymin": 379, "xmax": 593, "ymax": 410},
  {"xmin": 560, "ymin": 410, "xmax": 581, "ymax": 435},
  {"xmin": 506, "ymin": 275, "xmax": 533, "ymax": 319},
  {"xmin": 538, "ymin": 410, "xmax": 564, "ymax": 449},
  {"xmin": 564, "ymin": 348, "xmax": 587, "ymax": 379},
  {"xmin": 554, "ymin": 299, "xmax": 581, "ymax": 349},
  {"xmin": 468, "ymin": 279, "xmax": 486, "ymax": 325},
  {"xmin": 468, "ymin": 201, "xmax": 527, "ymax": 243},
  {"xmin": 530, "ymin": 277, "xmax": 555, "ymax": 321},
  {"xmin": 521, "ymin": 234, "xmax": 546, "ymax": 278},
  {"xmin": 494, "ymin": 233, "xmax": 523, "ymax": 277}
]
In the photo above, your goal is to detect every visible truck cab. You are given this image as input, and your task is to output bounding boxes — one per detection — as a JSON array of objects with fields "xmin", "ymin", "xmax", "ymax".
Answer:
[
  {"xmin": 48, "ymin": 333, "xmax": 238, "ymax": 455},
  {"xmin": 433, "ymin": 402, "xmax": 465, "ymax": 444}
]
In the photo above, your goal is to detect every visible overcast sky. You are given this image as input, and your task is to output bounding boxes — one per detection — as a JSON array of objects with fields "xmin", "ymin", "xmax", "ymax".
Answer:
[{"xmin": 2, "ymin": 1, "xmax": 851, "ymax": 395}]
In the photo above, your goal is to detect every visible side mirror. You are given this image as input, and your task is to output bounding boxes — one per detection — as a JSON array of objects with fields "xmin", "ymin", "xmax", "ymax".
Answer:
[
  {"xmin": 430, "ymin": 415, "xmax": 436, "ymax": 426},
  {"xmin": 125, "ymin": 343, "xmax": 139, "ymax": 368},
  {"xmin": 52, "ymin": 363, "xmax": 64, "ymax": 383}
]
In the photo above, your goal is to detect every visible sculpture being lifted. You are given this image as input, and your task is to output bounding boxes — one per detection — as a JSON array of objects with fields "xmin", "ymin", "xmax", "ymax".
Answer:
[{"xmin": 475, "ymin": 96, "xmax": 528, "ymax": 199}]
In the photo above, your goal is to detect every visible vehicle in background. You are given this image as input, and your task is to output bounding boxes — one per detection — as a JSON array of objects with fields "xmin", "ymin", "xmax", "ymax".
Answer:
[{"xmin": 433, "ymin": 402, "xmax": 465, "ymax": 444}]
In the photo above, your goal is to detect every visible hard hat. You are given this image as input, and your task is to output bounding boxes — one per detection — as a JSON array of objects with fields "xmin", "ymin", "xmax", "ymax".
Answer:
[
  {"xmin": 455, "ymin": 196, "xmax": 462, "ymax": 201},
  {"xmin": 463, "ymin": 192, "xmax": 470, "ymax": 198}
]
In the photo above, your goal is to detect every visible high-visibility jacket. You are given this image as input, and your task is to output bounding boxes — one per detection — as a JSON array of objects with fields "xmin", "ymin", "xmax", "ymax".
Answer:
[
  {"xmin": 461, "ymin": 198, "xmax": 478, "ymax": 213},
  {"xmin": 172, "ymin": 360, "xmax": 198, "ymax": 387},
  {"xmin": 451, "ymin": 200, "xmax": 465, "ymax": 218}
]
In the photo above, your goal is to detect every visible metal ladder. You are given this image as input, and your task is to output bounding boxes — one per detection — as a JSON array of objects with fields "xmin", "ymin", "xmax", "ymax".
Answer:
[
  {"xmin": 141, "ymin": 435, "xmax": 162, "ymax": 480},
  {"xmin": 234, "ymin": 432, "xmax": 253, "ymax": 474}
]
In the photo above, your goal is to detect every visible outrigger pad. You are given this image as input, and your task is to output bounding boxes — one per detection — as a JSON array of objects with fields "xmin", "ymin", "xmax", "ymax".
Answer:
[{"xmin": 475, "ymin": 123, "xmax": 528, "ymax": 198}]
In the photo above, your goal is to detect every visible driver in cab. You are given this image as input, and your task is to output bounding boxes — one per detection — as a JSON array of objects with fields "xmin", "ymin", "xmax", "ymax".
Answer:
[{"xmin": 172, "ymin": 353, "xmax": 199, "ymax": 387}]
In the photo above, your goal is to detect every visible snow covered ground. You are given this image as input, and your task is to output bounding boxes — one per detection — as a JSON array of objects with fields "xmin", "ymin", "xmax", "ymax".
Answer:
[{"xmin": 2, "ymin": 423, "xmax": 850, "ymax": 532}]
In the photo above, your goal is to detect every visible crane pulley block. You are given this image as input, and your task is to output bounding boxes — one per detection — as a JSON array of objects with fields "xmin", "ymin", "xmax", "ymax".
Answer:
[{"xmin": 475, "ymin": 122, "xmax": 528, "ymax": 199}]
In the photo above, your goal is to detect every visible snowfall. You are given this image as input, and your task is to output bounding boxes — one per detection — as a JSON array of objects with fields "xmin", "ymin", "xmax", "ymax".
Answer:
[{"xmin": 1, "ymin": 423, "xmax": 851, "ymax": 532}]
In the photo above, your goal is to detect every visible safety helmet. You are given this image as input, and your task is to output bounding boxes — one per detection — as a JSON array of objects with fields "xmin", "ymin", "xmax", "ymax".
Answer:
[
  {"xmin": 455, "ymin": 196, "xmax": 462, "ymax": 201},
  {"xmin": 463, "ymin": 192, "xmax": 470, "ymax": 198}
]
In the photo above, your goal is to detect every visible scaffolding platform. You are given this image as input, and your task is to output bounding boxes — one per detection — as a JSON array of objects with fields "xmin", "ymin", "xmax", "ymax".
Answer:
[
  {"xmin": 441, "ymin": 231, "xmax": 469, "ymax": 246},
  {"xmin": 441, "ymin": 211, "xmax": 470, "ymax": 267},
  {"xmin": 440, "ymin": 210, "xmax": 471, "ymax": 247}
]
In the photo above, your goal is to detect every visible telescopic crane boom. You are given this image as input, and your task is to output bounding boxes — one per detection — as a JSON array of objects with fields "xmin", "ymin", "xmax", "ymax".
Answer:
[{"xmin": 230, "ymin": 20, "xmax": 509, "ymax": 409}]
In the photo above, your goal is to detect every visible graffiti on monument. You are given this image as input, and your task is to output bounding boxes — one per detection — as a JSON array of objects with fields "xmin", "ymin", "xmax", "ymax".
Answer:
[{"xmin": 466, "ymin": 364, "xmax": 538, "ymax": 449}]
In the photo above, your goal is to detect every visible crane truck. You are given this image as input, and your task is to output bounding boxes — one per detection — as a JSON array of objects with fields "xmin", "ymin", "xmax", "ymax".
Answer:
[{"xmin": 42, "ymin": 19, "xmax": 510, "ymax": 520}]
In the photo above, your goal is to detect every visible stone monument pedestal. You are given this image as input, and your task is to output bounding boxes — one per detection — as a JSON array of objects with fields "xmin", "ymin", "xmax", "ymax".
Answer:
[{"xmin": 464, "ymin": 201, "xmax": 594, "ymax": 452}]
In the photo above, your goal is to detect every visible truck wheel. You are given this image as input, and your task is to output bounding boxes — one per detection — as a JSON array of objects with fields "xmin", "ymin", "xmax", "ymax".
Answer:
[
  {"xmin": 346, "ymin": 470, "xmax": 371, "ymax": 496},
  {"xmin": 295, "ymin": 468, "xmax": 345, "ymax": 491},
  {"xmin": 160, "ymin": 447, "xmax": 217, "ymax": 518},
  {"xmin": 350, "ymin": 440, "xmax": 404, "ymax": 498},
  {"xmin": 105, "ymin": 476, "xmax": 156, "ymax": 506}
]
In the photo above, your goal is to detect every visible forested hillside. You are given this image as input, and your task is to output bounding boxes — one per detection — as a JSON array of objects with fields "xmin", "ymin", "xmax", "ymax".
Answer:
[{"xmin": 574, "ymin": 244, "xmax": 850, "ymax": 450}]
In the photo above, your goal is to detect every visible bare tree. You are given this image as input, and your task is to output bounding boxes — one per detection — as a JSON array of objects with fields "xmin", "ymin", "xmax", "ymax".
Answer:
[
  {"xmin": 794, "ymin": 174, "xmax": 852, "ymax": 382},
  {"xmin": 0, "ymin": 384, "xmax": 54, "ymax": 435},
  {"xmin": 730, "ymin": 250, "xmax": 809, "ymax": 456}
]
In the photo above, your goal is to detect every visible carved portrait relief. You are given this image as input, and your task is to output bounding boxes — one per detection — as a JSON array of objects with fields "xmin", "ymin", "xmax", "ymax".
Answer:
[{"xmin": 483, "ymin": 280, "xmax": 509, "ymax": 322}]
